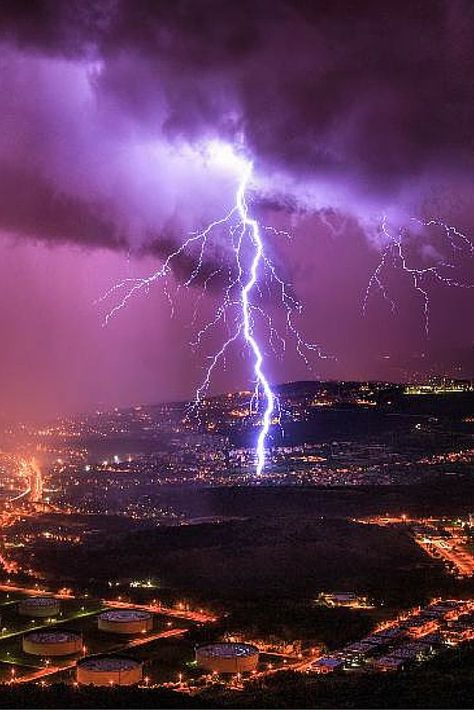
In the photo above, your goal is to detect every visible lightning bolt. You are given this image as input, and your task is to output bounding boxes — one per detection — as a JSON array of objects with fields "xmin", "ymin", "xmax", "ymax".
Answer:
[
  {"xmin": 98, "ymin": 143, "xmax": 324, "ymax": 476},
  {"xmin": 235, "ymin": 160, "xmax": 275, "ymax": 475},
  {"xmin": 364, "ymin": 215, "xmax": 474, "ymax": 335}
]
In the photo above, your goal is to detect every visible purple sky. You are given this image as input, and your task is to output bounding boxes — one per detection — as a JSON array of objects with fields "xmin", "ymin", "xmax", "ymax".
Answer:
[{"xmin": 0, "ymin": 1, "xmax": 473, "ymax": 420}]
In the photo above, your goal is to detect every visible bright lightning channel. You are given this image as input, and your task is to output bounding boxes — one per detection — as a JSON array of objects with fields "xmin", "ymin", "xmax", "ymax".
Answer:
[
  {"xmin": 98, "ymin": 143, "xmax": 323, "ymax": 476},
  {"xmin": 236, "ymin": 160, "xmax": 274, "ymax": 476}
]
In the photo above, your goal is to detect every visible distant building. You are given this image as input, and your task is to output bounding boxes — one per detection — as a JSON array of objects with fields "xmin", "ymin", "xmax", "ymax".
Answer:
[
  {"xmin": 372, "ymin": 655, "xmax": 405, "ymax": 672},
  {"xmin": 311, "ymin": 657, "xmax": 344, "ymax": 673},
  {"xmin": 317, "ymin": 592, "xmax": 373, "ymax": 608},
  {"xmin": 404, "ymin": 379, "xmax": 473, "ymax": 396}
]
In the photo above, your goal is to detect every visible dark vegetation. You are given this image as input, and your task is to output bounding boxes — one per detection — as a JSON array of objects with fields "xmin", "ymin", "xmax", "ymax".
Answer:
[
  {"xmin": 214, "ymin": 599, "xmax": 387, "ymax": 649},
  {"xmin": 32, "ymin": 509, "xmax": 446, "ymax": 604},
  {"xmin": 29, "ymin": 479, "xmax": 474, "ymax": 605}
]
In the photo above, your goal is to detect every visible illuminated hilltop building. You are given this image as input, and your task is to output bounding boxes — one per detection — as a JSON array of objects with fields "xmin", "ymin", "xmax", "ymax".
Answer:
[{"xmin": 404, "ymin": 379, "xmax": 473, "ymax": 396}]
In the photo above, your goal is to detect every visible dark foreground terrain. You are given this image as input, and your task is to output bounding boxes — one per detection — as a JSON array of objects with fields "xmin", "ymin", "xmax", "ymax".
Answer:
[
  {"xmin": 29, "ymin": 479, "xmax": 474, "ymax": 607},
  {"xmin": 0, "ymin": 642, "xmax": 472, "ymax": 709}
]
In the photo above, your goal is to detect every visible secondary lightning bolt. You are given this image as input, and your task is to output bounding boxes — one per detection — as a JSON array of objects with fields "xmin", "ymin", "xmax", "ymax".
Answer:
[
  {"xmin": 364, "ymin": 215, "xmax": 474, "ymax": 335},
  {"xmin": 98, "ymin": 143, "xmax": 323, "ymax": 476}
]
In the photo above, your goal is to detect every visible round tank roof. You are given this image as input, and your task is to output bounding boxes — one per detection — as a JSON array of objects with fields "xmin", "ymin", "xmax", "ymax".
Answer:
[
  {"xmin": 25, "ymin": 631, "xmax": 80, "ymax": 644},
  {"xmin": 78, "ymin": 657, "xmax": 141, "ymax": 672},
  {"xmin": 20, "ymin": 597, "xmax": 58, "ymax": 606},
  {"xmin": 197, "ymin": 643, "xmax": 259, "ymax": 658},
  {"xmin": 99, "ymin": 610, "xmax": 152, "ymax": 622}
]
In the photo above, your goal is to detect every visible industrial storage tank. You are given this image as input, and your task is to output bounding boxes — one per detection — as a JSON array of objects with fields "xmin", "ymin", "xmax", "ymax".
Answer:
[
  {"xmin": 76, "ymin": 657, "xmax": 143, "ymax": 686},
  {"xmin": 18, "ymin": 597, "xmax": 60, "ymax": 618},
  {"xmin": 23, "ymin": 631, "xmax": 82, "ymax": 657},
  {"xmin": 196, "ymin": 643, "xmax": 259, "ymax": 674},
  {"xmin": 98, "ymin": 610, "xmax": 153, "ymax": 635}
]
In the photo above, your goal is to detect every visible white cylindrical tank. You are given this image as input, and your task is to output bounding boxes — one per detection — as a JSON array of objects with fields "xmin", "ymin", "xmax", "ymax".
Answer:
[
  {"xmin": 18, "ymin": 597, "xmax": 60, "ymax": 618},
  {"xmin": 98, "ymin": 610, "xmax": 153, "ymax": 635},
  {"xmin": 23, "ymin": 631, "xmax": 82, "ymax": 656},
  {"xmin": 76, "ymin": 657, "xmax": 143, "ymax": 686},
  {"xmin": 196, "ymin": 643, "xmax": 259, "ymax": 674}
]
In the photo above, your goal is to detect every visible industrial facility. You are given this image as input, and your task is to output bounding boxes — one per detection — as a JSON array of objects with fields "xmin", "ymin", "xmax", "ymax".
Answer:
[
  {"xmin": 18, "ymin": 597, "xmax": 60, "ymax": 618},
  {"xmin": 195, "ymin": 643, "xmax": 259, "ymax": 674},
  {"xmin": 76, "ymin": 657, "xmax": 143, "ymax": 686},
  {"xmin": 98, "ymin": 609, "xmax": 153, "ymax": 635},
  {"xmin": 22, "ymin": 631, "xmax": 82, "ymax": 657}
]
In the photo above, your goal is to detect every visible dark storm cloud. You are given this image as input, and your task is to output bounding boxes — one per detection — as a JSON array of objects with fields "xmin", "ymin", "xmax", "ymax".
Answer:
[
  {"xmin": 0, "ymin": 164, "xmax": 125, "ymax": 248},
  {"xmin": 0, "ymin": 0, "xmax": 474, "ymax": 254},
  {"xmin": 0, "ymin": 0, "xmax": 472, "ymax": 422}
]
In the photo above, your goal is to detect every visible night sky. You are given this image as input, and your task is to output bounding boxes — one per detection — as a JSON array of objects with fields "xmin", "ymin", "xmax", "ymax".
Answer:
[{"xmin": 0, "ymin": 0, "xmax": 473, "ymax": 420}]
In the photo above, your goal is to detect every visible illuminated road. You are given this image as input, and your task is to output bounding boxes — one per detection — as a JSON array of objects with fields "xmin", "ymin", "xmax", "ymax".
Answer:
[
  {"xmin": 8, "ymin": 457, "xmax": 42, "ymax": 504},
  {"xmin": 416, "ymin": 537, "xmax": 474, "ymax": 577},
  {"xmin": 0, "ymin": 455, "xmax": 47, "ymax": 576},
  {"xmin": 357, "ymin": 515, "xmax": 474, "ymax": 579},
  {"xmin": 0, "ymin": 584, "xmax": 74, "ymax": 600},
  {"xmin": 0, "ymin": 583, "xmax": 217, "ymax": 624},
  {"xmin": 105, "ymin": 599, "xmax": 217, "ymax": 624},
  {"xmin": 8, "ymin": 460, "xmax": 31, "ymax": 503},
  {"xmin": 0, "ymin": 608, "xmax": 99, "ymax": 641}
]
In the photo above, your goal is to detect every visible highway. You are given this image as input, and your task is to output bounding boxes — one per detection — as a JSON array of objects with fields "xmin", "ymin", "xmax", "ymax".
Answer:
[
  {"xmin": 356, "ymin": 514, "xmax": 474, "ymax": 579},
  {"xmin": 0, "ymin": 582, "xmax": 218, "ymax": 624},
  {"xmin": 0, "ymin": 455, "xmax": 49, "ymax": 578},
  {"xmin": 0, "ymin": 584, "xmax": 74, "ymax": 600},
  {"xmin": 106, "ymin": 599, "xmax": 217, "ymax": 624},
  {"xmin": 416, "ymin": 536, "xmax": 474, "ymax": 577},
  {"xmin": 8, "ymin": 458, "xmax": 42, "ymax": 504},
  {"xmin": 0, "ymin": 608, "xmax": 100, "ymax": 641}
]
